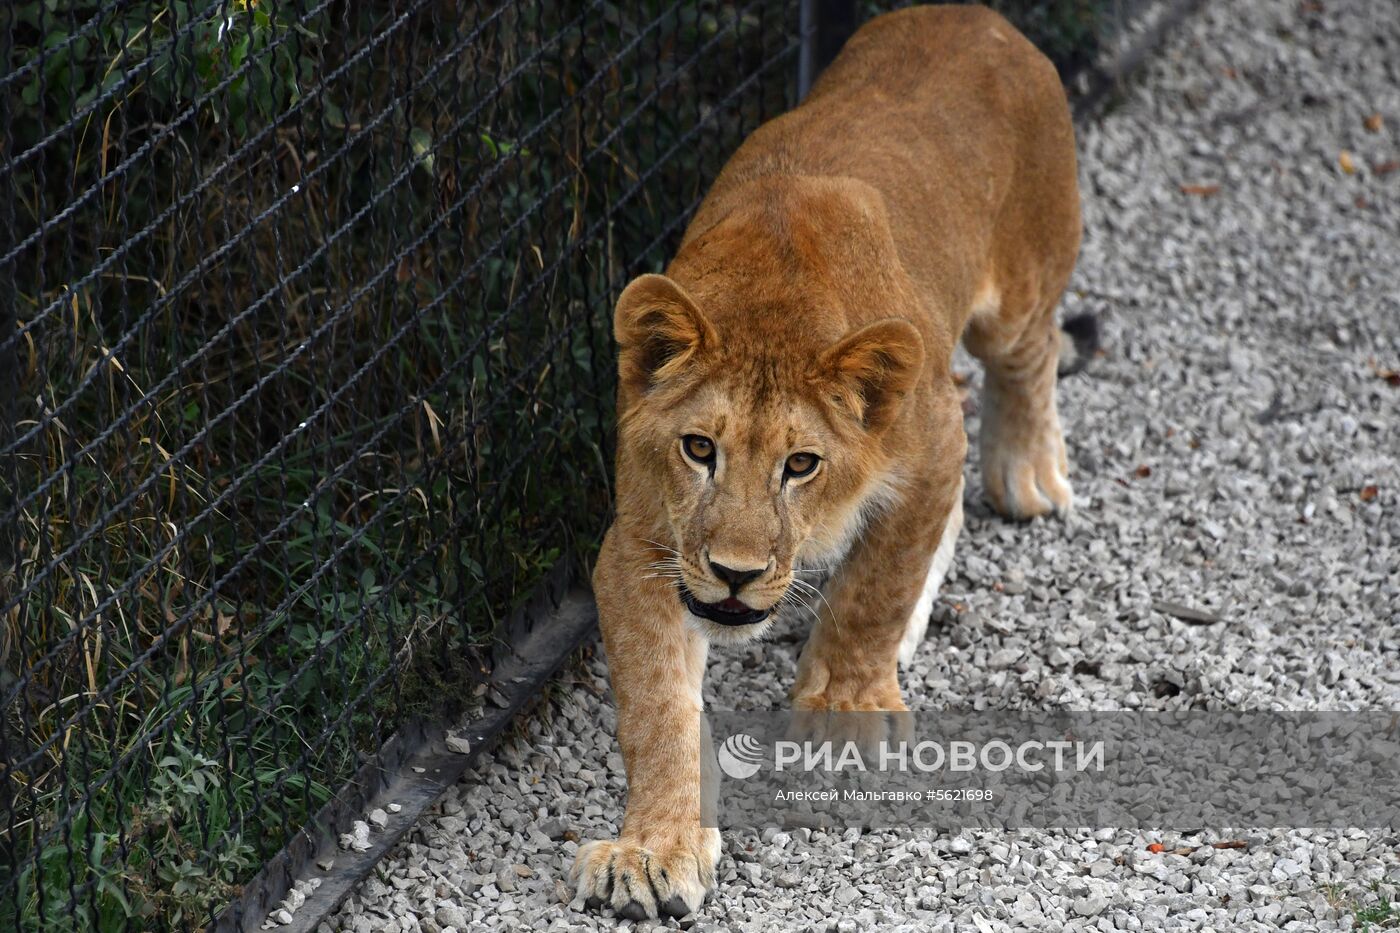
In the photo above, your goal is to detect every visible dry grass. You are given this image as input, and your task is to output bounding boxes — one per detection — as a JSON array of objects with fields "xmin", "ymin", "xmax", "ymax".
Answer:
[{"xmin": 2, "ymin": 1, "xmax": 794, "ymax": 928}]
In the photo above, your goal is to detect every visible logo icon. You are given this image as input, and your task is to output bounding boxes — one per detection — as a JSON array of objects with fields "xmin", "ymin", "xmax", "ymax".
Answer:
[{"xmin": 717, "ymin": 733, "xmax": 765, "ymax": 779}]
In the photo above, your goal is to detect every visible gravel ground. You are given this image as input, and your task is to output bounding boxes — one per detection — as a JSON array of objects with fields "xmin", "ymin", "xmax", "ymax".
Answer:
[{"xmin": 319, "ymin": 1, "xmax": 1400, "ymax": 930}]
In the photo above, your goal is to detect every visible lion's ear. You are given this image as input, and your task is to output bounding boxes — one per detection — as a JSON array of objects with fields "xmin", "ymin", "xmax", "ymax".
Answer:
[
  {"xmin": 614, "ymin": 274, "xmax": 716, "ymax": 394},
  {"xmin": 817, "ymin": 319, "xmax": 924, "ymax": 431}
]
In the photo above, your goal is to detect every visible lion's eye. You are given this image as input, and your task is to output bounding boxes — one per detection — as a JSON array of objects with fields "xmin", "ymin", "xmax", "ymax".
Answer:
[
  {"xmin": 682, "ymin": 434, "xmax": 716, "ymax": 465},
  {"xmin": 784, "ymin": 452, "xmax": 820, "ymax": 478}
]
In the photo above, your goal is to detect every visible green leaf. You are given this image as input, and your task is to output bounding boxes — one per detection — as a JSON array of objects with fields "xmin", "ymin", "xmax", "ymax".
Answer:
[
  {"xmin": 410, "ymin": 126, "xmax": 434, "ymax": 172},
  {"xmin": 13, "ymin": 3, "xmax": 42, "ymax": 28},
  {"xmin": 229, "ymin": 35, "xmax": 250, "ymax": 70},
  {"xmin": 323, "ymin": 99, "xmax": 346, "ymax": 129},
  {"xmin": 95, "ymin": 874, "xmax": 134, "ymax": 917}
]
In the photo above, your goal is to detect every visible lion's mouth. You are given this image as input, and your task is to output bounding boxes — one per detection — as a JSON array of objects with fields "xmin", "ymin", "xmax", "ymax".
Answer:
[{"xmin": 679, "ymin": 588, "xmax": 771, "ymax": 626}]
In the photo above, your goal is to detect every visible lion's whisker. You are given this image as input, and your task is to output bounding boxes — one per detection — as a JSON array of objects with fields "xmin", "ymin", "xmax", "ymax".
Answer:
[
  {"xmin": 789, "ymin": 576, "xmax": 839, "ymax": 631},
  {"xmin": 785, "ymin": 588, "xmax": 822, "ymax": 628}
]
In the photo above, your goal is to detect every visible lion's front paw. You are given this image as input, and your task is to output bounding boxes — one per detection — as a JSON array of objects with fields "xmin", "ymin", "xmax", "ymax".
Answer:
[
  {"xmin": 789, "ymin": 694, "xmax": 907, "ymax": 762},
  {"xmin": 790, "ymin": 664, "xmax": 910, "ymax": 761},
  {"xmin": 570, "ymin": 828, "xmax": 720, "ymax": 920}
]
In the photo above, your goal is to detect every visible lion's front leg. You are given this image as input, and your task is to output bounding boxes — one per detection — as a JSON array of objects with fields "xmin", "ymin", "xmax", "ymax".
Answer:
[
  {"xmin": 791, "ymin": 471, "xmax": 961, "ymax": 752},
  {"xmin": 571, "ymin": 529, "xmax": 719, "ymax": 920}
]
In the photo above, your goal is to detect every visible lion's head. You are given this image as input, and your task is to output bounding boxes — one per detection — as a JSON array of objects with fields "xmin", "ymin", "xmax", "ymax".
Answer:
[{"xmin": 612, "ymin": 272, "xmax": 925, "ymax": 642}]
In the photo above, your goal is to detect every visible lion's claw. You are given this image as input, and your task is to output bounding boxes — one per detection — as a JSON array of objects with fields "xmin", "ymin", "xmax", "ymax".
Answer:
[
  {"xmin": 571, "ymin": 831, "xmax": 719, "ymax": 920},
  {"xmin": 660, "ymin": 894, "xmax": 693, "ymax": 918}
]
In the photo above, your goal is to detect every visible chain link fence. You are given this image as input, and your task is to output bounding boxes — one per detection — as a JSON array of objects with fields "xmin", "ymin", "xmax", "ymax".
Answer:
[{"xmin": 2, "ymin": 1, "xmax": 1130, "ymax": 929}]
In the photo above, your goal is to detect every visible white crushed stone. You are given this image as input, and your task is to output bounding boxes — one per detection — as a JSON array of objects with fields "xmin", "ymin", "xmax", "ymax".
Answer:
[
  {"xmin": 323, "ymin": 0, "xmax": 1400, "ymax": 930},
  {"xmin": 261, "ymin": 879, "xmax": 322, "ymax": 929},
  {"xmin": 339, "ymin": 821, "xmax": 371, "ymax": 853}
]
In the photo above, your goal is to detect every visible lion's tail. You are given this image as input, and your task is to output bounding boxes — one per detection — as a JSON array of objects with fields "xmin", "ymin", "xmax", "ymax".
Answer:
[{"xmin": 1056, "ymin": 313, "xmax": 1101, "ymax": 377}]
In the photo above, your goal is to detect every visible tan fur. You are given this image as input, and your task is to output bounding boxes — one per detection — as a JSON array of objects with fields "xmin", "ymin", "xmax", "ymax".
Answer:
[{"xmin": 572, "ymin": 6, "xmax": 1081, "ymax": 918}]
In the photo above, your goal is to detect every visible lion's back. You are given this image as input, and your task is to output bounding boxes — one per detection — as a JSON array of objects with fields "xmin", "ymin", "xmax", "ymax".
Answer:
[{"xmin": 697, "ymin": 4, "xmax": 1078, "ymax": 328}]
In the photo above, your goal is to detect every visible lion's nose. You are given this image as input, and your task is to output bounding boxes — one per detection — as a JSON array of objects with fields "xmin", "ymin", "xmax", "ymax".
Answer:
[{"xmin": 708, "ymin": 559, "xmax": 765, "ymax": 594}]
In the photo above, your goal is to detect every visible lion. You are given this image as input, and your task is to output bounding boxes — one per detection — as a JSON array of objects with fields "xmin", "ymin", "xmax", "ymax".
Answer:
[{"xmin": 572, "ymin": 5, "xmax": 1092, "ymax": 920}]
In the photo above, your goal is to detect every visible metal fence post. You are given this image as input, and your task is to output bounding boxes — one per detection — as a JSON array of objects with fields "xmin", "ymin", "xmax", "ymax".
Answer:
[{"xmin": 798, "ymin": 0, "xmax": 859, "ymax": 100}]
